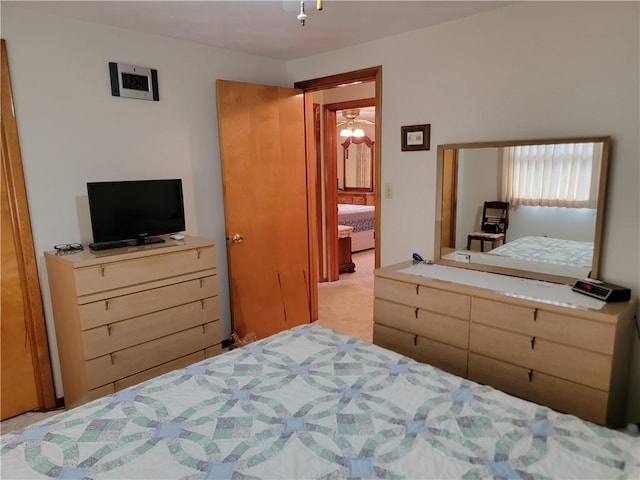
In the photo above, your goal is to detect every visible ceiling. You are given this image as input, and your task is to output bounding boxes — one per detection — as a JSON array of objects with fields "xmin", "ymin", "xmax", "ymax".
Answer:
[{"xmin": 9, "ymin": 1, "xmax": 510, "ymax": 61}]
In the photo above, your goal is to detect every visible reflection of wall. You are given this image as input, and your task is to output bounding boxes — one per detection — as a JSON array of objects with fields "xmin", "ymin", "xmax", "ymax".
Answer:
[
  {"xmin": 509, "ymin": 206, "xmax": 596, "ymax": 242},
  {"xmin": 455, "ymin": 147, "xmax": 598, "ymax": 248},
  {"xmin": 456, "ymin": 148, "xmax": 498, "ymax": 248}
]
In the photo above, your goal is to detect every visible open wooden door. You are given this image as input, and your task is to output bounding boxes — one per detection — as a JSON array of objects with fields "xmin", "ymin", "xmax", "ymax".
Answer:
[
  {"xmin": 1, "ymin": 39, "xmax": 56, "ymax": 419},
  {"xmin": 216, "ymin": 80, "xmax": 317, "ymax": 340}
]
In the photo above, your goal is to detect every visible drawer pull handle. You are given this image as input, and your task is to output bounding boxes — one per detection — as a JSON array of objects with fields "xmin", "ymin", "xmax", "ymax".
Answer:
[
  {"xmin": 100, "ymin": 265, "xmax": 105, "ymax": 277},
  {"xmin": 530, "ymin": 336, "xmax": 536, "ymax": 350},
  {"xmin": 202, "ymin": 325, "xmax": 206, "ymax": 335},
  {"xmin": 413, "ymin": 335, "xmax": 418, "ymax": 346},
  {"xmin": 199, "ymin": 278, "xmax": 204, "ymax": 288},
  {"xmin": 105, "ymin": 299, "xmax": 110, "ymax": 311},
  {"xmin": 110, "ymin": 353, "xmax": 115, "ymax": 365},
  {"xmin": 201, "ymin": 299, "xmax": 205, "ymax": 310},
  {"xmin": 196, "ymin": 249, "xmax": 201, "ymax": 259},
  {"xmin": 107, "ymin": 324, "xmax": 112, "ymax": 336},
  {"xmin": 414, "ymin": 307, "xmax": 419, "ymax": 319},
  {"xmin": 528, "ymin": 369, "xmax": 533, "ymax": 382},
  {"xmin": 533, "ymin": 308, "xmax": 538, "ymax": 321},
  {"xmin": 415, "ymin": 285, "xmax": 419, "ymax": 295}
]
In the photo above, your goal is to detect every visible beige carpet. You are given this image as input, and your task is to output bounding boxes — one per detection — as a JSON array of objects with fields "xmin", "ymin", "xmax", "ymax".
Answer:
[{"xmin": 315, "ymin": 249, "xmax": 374, "ymax": 342}]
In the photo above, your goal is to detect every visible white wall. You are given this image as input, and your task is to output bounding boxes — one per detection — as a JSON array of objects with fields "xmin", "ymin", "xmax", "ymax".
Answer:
[
  {"xmin": 456, "ymin": 148, "xmax": 499, "ymax": 249},
  {"xmin": 1, "ymin": 5, "xmax": 289, "ymax": 395},
  {"xmin": 288, "ymin": 2, "xmax": 640, "ymax": 422}
]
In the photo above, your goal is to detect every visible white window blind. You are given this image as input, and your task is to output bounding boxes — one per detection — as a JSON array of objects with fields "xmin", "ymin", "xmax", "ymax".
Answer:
[{"xmin": 500, "ymin": 142, "xmax": 601, "ymax": 208}]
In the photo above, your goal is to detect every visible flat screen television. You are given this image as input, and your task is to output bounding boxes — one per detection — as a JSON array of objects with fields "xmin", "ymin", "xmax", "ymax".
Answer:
[{"xmin": 87, "ymin": 179, "xmax": 185, "ymax": 250}]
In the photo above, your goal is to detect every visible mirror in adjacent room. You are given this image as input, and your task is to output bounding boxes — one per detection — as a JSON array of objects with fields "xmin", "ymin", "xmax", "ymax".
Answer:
[
  {"xmin": 337, "ymin": 107, "xmax": 375, "ymax": 192},
  {"xmin": 435, "ymin": 136, "xmax": 610, "ymax": 284},
  {"xmin": 342, "ymin": 135, "xmax": 374, "ymax": 191}
]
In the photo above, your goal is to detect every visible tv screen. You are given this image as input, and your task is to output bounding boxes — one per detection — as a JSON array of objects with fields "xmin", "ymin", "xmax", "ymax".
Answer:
[{"xmin": 87, "ymin": 179, "xmax": 185, "ymax": 246}]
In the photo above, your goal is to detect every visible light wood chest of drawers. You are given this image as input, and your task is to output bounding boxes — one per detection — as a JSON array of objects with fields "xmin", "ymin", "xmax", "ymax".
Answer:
[
  {"xmin": 373, "ymin": 262, "xmax": 636, "ymax": 427},
  {"xmin": 45, "ymin": 236, "xmax": 221, "ymax": 408}
]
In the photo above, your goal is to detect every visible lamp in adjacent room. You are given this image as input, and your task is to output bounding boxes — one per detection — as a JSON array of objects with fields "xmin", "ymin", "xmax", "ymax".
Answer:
[{"xmin": 339, "ymin": 110, "xmax": 366, "ymax": 137}]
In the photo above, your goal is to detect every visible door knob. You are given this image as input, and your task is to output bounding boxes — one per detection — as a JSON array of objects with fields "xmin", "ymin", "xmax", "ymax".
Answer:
[{"xmin": 231, "ymin": 234, "xmax": 244, "ymax": 244}]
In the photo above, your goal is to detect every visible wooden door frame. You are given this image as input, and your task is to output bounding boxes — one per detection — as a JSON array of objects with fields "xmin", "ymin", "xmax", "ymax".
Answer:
[
  {"xmin": 323, "ymin": 97, "xmax": 375, "ymax": 281},
  {"xmin": 1, "ymin": 39, "xmax": 56, "ymax": 411},
  {"xmin": 295, "ymin": 66, "xmax": 382, "ymax": 285}
]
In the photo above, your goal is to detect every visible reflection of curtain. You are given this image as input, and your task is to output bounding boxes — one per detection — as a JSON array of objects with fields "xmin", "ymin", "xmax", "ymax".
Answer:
[
  {"xmin": 501, "ymin": 143, "xmax": 600, "ymax": 208},
  {"xmin": 356, "ymin": 144, "xmax": 370, "ymax": 187}
]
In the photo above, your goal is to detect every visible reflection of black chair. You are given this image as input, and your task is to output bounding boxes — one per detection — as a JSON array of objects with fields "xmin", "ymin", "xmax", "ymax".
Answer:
[{"xmin": 467, "ymin": 201, "xmax": 510, "ymax": 252}]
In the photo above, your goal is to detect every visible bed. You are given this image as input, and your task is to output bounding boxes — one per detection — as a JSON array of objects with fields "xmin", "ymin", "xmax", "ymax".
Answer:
[
  {"xmin": 488, "ymin": 235, "xmax": 593, "ymax": 268},
  {"xmin": 338, "ymin": 204, "xmax": 375, "ymax": 252},
  {"xmin": 2, "ymin": 325, "xmax": 638, "ymax": 479}
]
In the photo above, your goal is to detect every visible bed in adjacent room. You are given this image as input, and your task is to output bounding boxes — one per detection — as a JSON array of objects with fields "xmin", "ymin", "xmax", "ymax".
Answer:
[
  {"xmin": 337, "ymin": 203, "xmax": 375, "ymax": 252},
  {"xmin": 2, "ymin": 325, "xmax": 638, "ymax": 479},
  {"xmin": 488, "ymin": 235, "xmax": 594, "ymax": 268}
]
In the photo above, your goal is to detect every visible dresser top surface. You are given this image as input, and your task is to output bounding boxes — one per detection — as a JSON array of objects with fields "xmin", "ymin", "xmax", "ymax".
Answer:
[
  {"xmin": 376, "ymin": 261, "xmax": 636, "ymax": 317},
  {"xmin": 45, "ymin": 235, "xmax": 214, "ymax": 267}
]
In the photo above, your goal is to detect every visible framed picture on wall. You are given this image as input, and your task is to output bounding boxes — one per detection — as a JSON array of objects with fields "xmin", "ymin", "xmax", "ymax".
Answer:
[{"xmin": 401, "ymin": 124, "xmax": 431, "ymax": 151}]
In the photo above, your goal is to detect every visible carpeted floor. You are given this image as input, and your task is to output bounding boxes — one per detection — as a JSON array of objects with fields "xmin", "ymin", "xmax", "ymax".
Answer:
[
  {"xmin": 1, "ymin": 250, "xmax": 375, "ymax": 434},
  {"xmin": 315, "ymin": 249, "xmax": 374, "ymax": 342}
]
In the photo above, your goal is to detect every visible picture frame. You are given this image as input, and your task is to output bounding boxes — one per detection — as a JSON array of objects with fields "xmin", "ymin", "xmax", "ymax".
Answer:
[{"xmin": 401, "ymin": 124, "xmax": 431, "ymax": 151}]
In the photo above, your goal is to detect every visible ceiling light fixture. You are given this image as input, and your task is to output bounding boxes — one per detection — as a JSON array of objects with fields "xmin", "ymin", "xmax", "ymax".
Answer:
[
  {"xmin": 339, "ymin": 109, "xmax": 366, "ymax": 137},
  {"xmin": 298, "ymin": 0, "xmax": 323, "ymax": 26}
]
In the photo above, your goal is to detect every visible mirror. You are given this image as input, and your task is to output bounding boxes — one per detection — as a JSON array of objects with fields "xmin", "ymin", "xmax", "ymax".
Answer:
[
  {"xmin": 435, "ymin": 136, "xmax": 610, "ymax": 284},
  {"xmin": 342, "ymin": 135, "xmax": 374, "ymax": 191}
]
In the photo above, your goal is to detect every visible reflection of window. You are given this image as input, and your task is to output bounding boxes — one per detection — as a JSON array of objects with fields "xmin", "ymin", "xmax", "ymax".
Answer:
[{"xmin": 500, "ymin": 143, "xmax": 601, "ymax": 208}]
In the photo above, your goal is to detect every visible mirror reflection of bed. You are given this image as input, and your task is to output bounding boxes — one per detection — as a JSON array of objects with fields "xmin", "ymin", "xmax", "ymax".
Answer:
[{"xmin": 438, "ymin": 137, "xmax": 608, "ymax": 282}]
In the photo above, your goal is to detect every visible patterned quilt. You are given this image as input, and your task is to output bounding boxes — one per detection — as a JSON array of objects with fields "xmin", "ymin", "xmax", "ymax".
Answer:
[
  {"xmin": 2, "ymin": 325, "xmax": 638, "ymax": 479},
  {"xmin": 488, "ymin": 235, "xmax": 594, "ymax": 268},
  {"xmin": 338, "ymin": 204, "xmax": 375, "ymax": 233}
]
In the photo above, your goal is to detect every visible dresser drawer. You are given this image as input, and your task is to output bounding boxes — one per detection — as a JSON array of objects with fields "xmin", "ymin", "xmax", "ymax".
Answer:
[
  {"xmin": 468, "ymin": 353, "xmax": 608, "ymax": 425},
  {"xmin": 115, "ymin": 350, "xmax": 206, "ymax": 391},
  {"xmin": 469, "ymin": 323, "xmax": 611, "ymax": 390},
  {"xmin": 75, "ymin": 246, "xmax": 216, "ymax": 296},
  {"xmin": 374, "ymin": 298, "xmax": 468, "ymax": 349},
  {"xmin": 79, "ymin": 275, "xmax": 218, "ymax": 330},
  {"xmin": 375, "ymin": 277, "xmax": 470, "ymax": 320},
  {"xmin": 85, "ymin": 321, "xmax": 221, "ymax": 389},
  {"xmin": 83, "ymin": 297, "xmax": 220, "ymax": 359},
  {"xmin": 471, "ymin": 297, "xmax": 615, "ymax": 354},
  {"xmin": 373, "ymin": 324, "xmax": 468, "ymax": 377}
]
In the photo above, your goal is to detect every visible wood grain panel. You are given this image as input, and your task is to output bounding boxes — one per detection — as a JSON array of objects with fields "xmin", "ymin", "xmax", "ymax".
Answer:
[
  {"xmin": 471, "ymin": 297, "xmax": 615, "ymax": 354},
  {"xmin": 469, "ymin": 353, "xmax": 607, "ymax": 425},
  {"xmin": 469, "ymin": 323, "xmax": 611, "ymax": 390},
  {"xmin": 374, "ymin": 298, "xmax": 469, "ymax": 349},
  {"xmin": 1, "ymin": 38, "xmax": 55, "ymax": 418},
  {"xmin": 82, "ymin": 297, "xmax": 220, "ymax": 359},
  {"xmin": 217, "ymin": 80, "xmax": 312, "ymax": 339},
  {"xmin": 79, "ymin": 275, "xmax": 218, "ymax": 329},
  {"xmin": 374, "ymin": 276, "xmax": 470, "ymax": 320},
  {"xmin": 75, "ymin": 247, "xmax": 215, "ymax": 296},
  {"xmin": 374, "ymin": 324, "xmax": 468, "ymax": 377},
  {"xmin": 85, "ymin": 321, "xmax": 220, "ymax": 390}
]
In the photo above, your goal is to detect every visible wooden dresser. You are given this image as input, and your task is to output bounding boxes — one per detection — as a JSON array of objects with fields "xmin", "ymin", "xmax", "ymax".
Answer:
[
  {"xmin": 45, "ymin": 235, "xmax": 221, "ymax": 408},
  {"xmin": 373, "ymin": 262, "xmax": 636, "ymax": 427},
  {"xmin": 337, "ymin": 191, "xmax": 374, "ymax": 205}
]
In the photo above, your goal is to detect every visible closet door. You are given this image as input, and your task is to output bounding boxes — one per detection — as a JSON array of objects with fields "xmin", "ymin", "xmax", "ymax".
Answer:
[{"xmin": 1, "ymin": 39, "xmax": 55, "ymax": 419}]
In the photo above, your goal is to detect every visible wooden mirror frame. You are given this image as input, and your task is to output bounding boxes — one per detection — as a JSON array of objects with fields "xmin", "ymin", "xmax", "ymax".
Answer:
[
  {"xmin": 434, "ymin": 136, "xmax": 611, "ymax": 284},
  {"xmin": 341, "ymin": 135, "xmax": 374, "ymax": 192}
]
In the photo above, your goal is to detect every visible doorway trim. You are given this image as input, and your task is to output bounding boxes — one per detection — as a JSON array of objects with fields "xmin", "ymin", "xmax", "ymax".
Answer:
[{"xmin": 295, "ymin": 66, "xmax": 382, "ymax": 281}]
